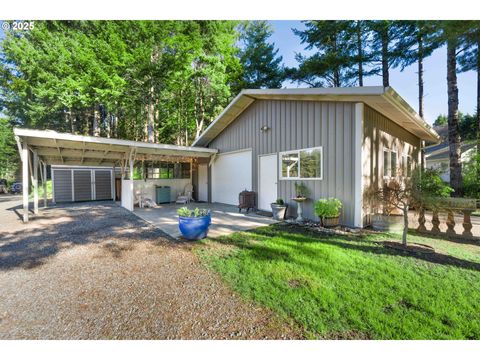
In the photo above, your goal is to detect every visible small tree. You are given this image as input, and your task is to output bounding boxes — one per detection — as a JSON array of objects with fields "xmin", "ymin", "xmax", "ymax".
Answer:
[{"xmin": 373, "ymin": 180, "xmax": 412, "ymax": 246}]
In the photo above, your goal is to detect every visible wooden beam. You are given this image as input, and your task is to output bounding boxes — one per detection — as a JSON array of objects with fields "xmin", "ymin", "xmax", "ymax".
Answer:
[
  {"xmin": 33, "ymin": 151, "xmax": 39, "ymax": 215},
  {"xmin": 54, "ymin": 139, "xmax": 64, "ymax": 164},
  {"xmin": 22, "ymin": 146, "xmax": 29, "ymax": 223}
]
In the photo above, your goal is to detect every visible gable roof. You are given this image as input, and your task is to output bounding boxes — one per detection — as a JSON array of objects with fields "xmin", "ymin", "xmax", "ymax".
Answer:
[{"xmin": 192, "ymin": 86, "xmax": 440, "ymax": 147}]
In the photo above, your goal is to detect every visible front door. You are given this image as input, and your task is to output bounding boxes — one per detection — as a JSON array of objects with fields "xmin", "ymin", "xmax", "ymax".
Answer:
[
  {"xmin": 198, "ymin": 163, "xmax": 208, "ymax": 202},
  {"xmin": 258, "ymin": 154, "xmax": 278, "ymax": 211}
]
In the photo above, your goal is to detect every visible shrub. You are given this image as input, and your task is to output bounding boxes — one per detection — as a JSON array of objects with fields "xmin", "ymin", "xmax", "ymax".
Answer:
[
  {"xmin": 177, "ymin": 207, "xmax": 210, "ymax": 217},
  {"xmin": 314, "ymin": 198, "xmax": 343, "ymax": 218},
  {"xmin": 463, "ymin": 153, "xmax": 480, "ymax": 199},
  {"xmin": 411, "ymin": 168, "xmax": 453, "ymax": 199},
  {"xmin": 274, "ymin": 198, "xmax": 285, "ymax": 205}
]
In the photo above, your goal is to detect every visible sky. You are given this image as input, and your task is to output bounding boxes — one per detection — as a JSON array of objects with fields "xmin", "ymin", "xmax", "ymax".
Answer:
[
  {"xmin": 1, "ymin": 20, "xmax": 477, "ymax": 126},
  {"xmin": 269, "ymin": 20, "xmax": 477, "ymax": 125}
]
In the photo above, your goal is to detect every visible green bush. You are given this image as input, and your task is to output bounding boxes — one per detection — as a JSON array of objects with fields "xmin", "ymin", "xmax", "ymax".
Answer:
[
  {"xmin": 177, "ymin": 207, "xmax": 210, "ymax": 218},
  {"xmin": 274, "ymin": 198, "xmax": 285, "ymax": 205},
  {"xmin": 411, "ymin": 168, "xmax": 453, "ymax": 198},
  {"xmin": 463, "ymin": 153, "xmax": 480, "ymax": 199},
  {"xmin": 314, "ymin": 198, "xmax": 343, "ymax": 218}
]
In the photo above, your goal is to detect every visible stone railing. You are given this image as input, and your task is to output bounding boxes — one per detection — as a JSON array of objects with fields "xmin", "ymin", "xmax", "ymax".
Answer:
[{"xmin": 416, "ymin": 198, "xmax": 477, "ymax": 239}]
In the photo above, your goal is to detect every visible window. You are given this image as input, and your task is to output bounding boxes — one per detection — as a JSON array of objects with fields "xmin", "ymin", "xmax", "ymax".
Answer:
[
  {"xmin": 403, "ymin": 155, "xmax": 412, "ymax": 178},
  {"xmin": 383, "ymin": 149, "xmax": 397, "ymax": 178},
  {"xmin": 280, "ymin": 147, "xmax": 322, "ymax": 180},
  {"xmin": 146, "ymin": 162, "xmax": 190, "ymax": 179}
]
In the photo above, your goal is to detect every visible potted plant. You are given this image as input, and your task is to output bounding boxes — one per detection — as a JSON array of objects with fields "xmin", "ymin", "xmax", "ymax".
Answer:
[
  {"xmin": 177, "ymin": 207, "xmax": 212, "ymax": 240},
  {"xmin": 314, "ymin": 197, "xmax": 343, "ymax": 227},
  {"xmin": 271, "ymin": 198, "xmax": 288, "ymax": 220}
]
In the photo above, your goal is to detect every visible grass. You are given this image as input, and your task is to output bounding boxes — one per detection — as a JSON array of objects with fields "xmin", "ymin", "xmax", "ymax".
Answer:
[
  {"xmin": 29, "ymin": 179, "xmax": 52, "ymax": 199},
  {"xmin": 197, "ymin": 225, "xmax": 480, "ymax": 339}
]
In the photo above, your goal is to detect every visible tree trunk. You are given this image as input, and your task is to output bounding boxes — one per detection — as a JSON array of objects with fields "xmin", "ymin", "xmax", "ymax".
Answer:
[
  {"xmin": 447, "ymin": 39, "xmax": 463, "ymax": 196},
  {"xmin": 382, "ymin": 29, "xmax": 389, "ymax": 88},
  {"xmin": 477, "ymin": 39, "xmax": 480, "ymax": 161},
  {"xmin": 147, "ymin": 86, "xmax": 155, "ymax": 143},
  {"xmin": 92, "ymin": 106, "xmax": 100, "ymax": 137},
  {"xmin": 418, "ymin": 37, "xmax": 424, "ymax": 119},
  {"xmin": 402, "ymin": 205, "xmax": 409, "ymax": 246},
  {"xmin": 357, "ymin": 22, "xmax": 363, "ymax": 86}
]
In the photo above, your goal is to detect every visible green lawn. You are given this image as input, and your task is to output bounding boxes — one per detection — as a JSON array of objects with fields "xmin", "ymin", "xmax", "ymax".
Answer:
[{"xmin": 197, "ymin": 225, "xmax": 480, "ymax": 339}]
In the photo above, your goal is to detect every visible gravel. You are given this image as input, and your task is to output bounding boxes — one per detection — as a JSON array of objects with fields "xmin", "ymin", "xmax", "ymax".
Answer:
[{"xmin": 0, "ymin": 196, "xmax": 301, "ymax": 339}]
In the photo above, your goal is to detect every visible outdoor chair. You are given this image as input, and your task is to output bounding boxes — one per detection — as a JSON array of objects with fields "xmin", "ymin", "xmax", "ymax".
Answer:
[{"xmin": 176, "ymin": 183, "xmax": 193, "ymax": 204}]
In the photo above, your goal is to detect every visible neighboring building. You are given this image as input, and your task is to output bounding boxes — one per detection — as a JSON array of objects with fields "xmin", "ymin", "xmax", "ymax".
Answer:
[
  {"xmin": 425, "ymin": 141, "xmax": 477, "ymax": 182},
  {"xmin": 193, "ymin": 87, "xmax": 439, "ymax": 227},
  {"xmin": 14, "ymin": 86, "xmax": 439, "ymax": 227}
]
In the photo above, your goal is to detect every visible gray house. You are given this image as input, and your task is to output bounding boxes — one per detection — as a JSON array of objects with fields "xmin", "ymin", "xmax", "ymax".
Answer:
[
  {"xmin": 14, "ymin": 86, "xmax": 439, "ymax": 228},
  {"xmin": 192, "ymin": 86, "xmax": 439, "ymax": 227}
]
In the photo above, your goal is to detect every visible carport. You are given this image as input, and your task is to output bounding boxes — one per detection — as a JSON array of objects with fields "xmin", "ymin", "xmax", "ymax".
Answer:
[{"xmin": 14, "ymin": 128, "xmax": 217, "ymax": 222}]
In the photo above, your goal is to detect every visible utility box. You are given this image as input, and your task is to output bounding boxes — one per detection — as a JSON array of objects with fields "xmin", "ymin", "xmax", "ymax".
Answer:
[{"xmin": 155, "ymin": 186, "xmax": 171, "ymax": 204}]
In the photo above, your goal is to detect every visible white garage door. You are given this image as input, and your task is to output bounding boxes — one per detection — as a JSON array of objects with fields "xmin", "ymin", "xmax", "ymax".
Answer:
[{"xmin": 212, "ymin": 150, "xmax": 252, "ymax": 205}]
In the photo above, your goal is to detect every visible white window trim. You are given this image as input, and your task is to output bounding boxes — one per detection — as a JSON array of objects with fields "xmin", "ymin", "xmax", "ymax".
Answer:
[
  {"xmin": 279, "ymin": 146, "xmax": 323, "ymax": 180},
  {"xmin": 383, "ymin": 148, "xmax": 398, "ymax": 179},
  {"xmin": 402, "ymin": 154, "xmax": 412, "ymax": 178}
]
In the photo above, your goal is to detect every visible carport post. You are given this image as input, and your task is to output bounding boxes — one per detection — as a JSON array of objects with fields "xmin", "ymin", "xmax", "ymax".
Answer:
[
  {"xmin": 43, "ymin": 162, "xmax": 47, "ymax": 208},
  {"xmin": 22, "ymin": 146, "xmax": 29, "ymax": 223},
  {"xmin": 33, "ymin": 151, "xmax": 39, "ymax": 215}
]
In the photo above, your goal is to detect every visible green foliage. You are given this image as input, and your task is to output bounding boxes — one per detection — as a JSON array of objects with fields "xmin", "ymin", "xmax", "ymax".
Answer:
[
  {"xmin": 0, "ymin": 117, "xmax": 19, "ymax": 181},
  {"xmin": 288, "ymin": 21, "xmax": 357, "ymax": 87},
  {"xmin": 411, "ymin": 169, "xmax": 453, "ymax": 197},
  {"xmin": 463, "ymin": 153, "xmax": 480, "ymax": 199},
  {"xmin": 0, "ymin": 20, "xmax": 240, "ymax": 145},
  {"xmin": 294, "ymin": 181, "xmax": 309, "ymax": 198},
  {"xmin": 314, "ymin": 198, "xmax": 343, "ymax": 218},
  {"xmin": 177, "ymin": 207, "xmax": 210, "ymax": 218},
  {"xmin": 274, "ymin": 198, "xmax": 285, "ymax": 205},
  {"xmin": 237, "ymin": 21, "xmax": 284, "ymax": 90},
  {"xmin": 433, "ymin": 114, "xmax": 448, "ymax": 127},
  {"xmin": 198, "ymin": 227, "xmax": 480, "ymax": 339}
]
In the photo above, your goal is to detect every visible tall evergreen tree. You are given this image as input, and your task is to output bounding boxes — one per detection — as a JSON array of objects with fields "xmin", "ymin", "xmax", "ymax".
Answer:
[
  {"xmin": 441, "ymin": 20, "xmax": 471, "ymax": 196},
  {"xmin": 367, "ymin": 20, "xmax": 403, "ymax": 88},
  {"xmin": 458, "ymin": 21, "xmax": 480, "ymax": 159},
  {"xmin": 395, "ymin": 21, "xmax": 441, "ymax": 119},
  {"xmin": 288, "ymin": 20, "xmax": 356, "ymax": 87},
  {"xmin": 346, "ymin": 20, "xmax": 377, "ymax": 86},
  {"xmin": 237, "ymin": 21, "xmax": 284, "ymax": 90}
]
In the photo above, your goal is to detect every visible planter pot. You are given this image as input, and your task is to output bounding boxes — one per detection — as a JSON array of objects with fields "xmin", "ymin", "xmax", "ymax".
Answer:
[
  {"xmin": 178, "ymin": 213, "xmax": 212, "ymax": 240},
  {"xmin": 271, "ymin": 203, "xmax": 287, "ymax": 221},
  {"xmin": 371, "ymin": 214, "xmax": 403, "ymax": 233},
  {"xmin": 322, "ymin": 216, "xmax": 339, "ymax": 227}
]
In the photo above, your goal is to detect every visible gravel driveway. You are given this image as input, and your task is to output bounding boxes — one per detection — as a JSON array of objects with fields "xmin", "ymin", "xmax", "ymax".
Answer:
[{"xmin": 0, "ymin": 196, "xmax": 299, "ymax": 339}]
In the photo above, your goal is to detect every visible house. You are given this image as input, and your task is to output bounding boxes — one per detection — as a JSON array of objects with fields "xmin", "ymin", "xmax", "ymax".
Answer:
[
  {"xmin": 192, "ymin": 86, "xmax": 439, "ymax": 227},
  {"xmin": 425, "ymin": 141, "xmax": 477, "ymax": 182},
  {"xmin": 14, "ymin": 86, "xmax": 439, "ymax": 227}
]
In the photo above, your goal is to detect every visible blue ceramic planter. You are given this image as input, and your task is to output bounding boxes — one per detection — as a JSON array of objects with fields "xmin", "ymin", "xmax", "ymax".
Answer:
[{"xmin": 178, "ymin": 213, "xmax": 211, "ymax": 240}]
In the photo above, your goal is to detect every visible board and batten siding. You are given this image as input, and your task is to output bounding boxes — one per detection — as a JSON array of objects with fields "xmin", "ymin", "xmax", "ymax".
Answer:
[
  {"xmin": 208, "ymin": 99, "xmax": 358, "ymax": 225},
  {"xmin": 362, "ymin": 105, "xmax": 422, "ymax": 224}
]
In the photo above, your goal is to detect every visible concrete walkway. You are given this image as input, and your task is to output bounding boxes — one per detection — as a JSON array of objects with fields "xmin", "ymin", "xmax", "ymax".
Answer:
[{"xmin": 134, "ymin": 202, "xmax": 277, "ymax": 239}]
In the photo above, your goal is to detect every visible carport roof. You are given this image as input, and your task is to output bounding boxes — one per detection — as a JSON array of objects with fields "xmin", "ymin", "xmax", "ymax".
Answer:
[{"xmin": 14, "ymin": 128, "xmax": 217, "ymax": 167}]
